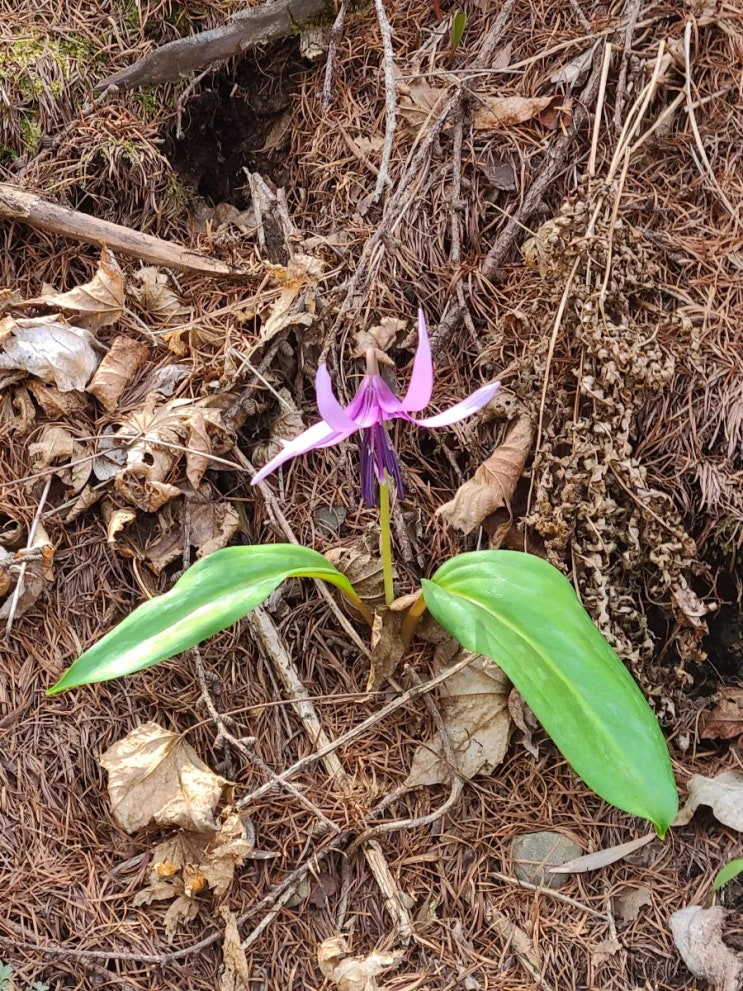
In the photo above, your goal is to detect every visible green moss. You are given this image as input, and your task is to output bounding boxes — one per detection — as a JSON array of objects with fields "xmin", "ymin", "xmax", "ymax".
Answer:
[{"xmin": 19, "ymin": 115, "xmax": 41, "ymax": 152}]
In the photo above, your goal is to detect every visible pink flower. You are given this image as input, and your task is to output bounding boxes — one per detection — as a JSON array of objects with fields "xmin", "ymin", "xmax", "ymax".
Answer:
[{"xmin": 251, "ymin": 310, "xmax": 499, "ymax": 504}]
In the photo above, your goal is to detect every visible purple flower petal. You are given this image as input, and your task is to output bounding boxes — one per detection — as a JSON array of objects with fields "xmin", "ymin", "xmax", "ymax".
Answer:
[
  {"xmin": 401, "ymin": 309, "xmax": 434, "ymax": 412},
  {"xmin": 315, "ymin": 364, "xmax": 357, "ymax": 433},
  {"xmin": 251, "ymin": 420, "xmax": 350, "ymax": 484},
  {"xmin": 411, "ymin": 382, "xmax": 500, "ymax": 428}
]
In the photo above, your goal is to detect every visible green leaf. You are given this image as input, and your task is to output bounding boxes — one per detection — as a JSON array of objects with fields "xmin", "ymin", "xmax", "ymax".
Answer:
[
  {"xmin": 713, "ymin": 858, "xmax": 743, "ymax": 891},
  {"xmin": 449, "ymin": 11, "xmax": 467, "ymax": 53},
  {"xmin": 422, "ymin": 551, "xmax": 678, "ymax": 835},
  {"xmin": 48, "ymin": 545, "xmax": 361, "ymax": 694}
]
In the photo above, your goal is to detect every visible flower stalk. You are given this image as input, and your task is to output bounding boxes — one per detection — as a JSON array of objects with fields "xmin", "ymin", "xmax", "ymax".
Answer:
[{"xmin": 378, "ymin": 473, "xmax": 395, "ymax": 605}]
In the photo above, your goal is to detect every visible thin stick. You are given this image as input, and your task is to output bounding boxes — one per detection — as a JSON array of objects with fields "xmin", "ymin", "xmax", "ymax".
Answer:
[
  {"xmin": 246, "ymin": 606, "xmax": 414, "ymax": 937},
  {"xmin": 237, "ymin": 650, "xmax": 476, "ymax": 808},
  {"xmin": 192, "ymin": 648, "xmax": 340, "ymax": 834},
  {"xmin": 588, "ymin": 42, "xmax": 614, "ymax": 179},
  {"xmin": 4, "ymin": 476, "xmax": 52, "ymax": 636},
  {"xmin": 683, "ymin": 19, "xmax": 740, "ymax": 226},
  {"xmin": 322, "ymin": 1, "xmax": 347, "ymax": 110},
  {"xmin": 372, "ymin": 0, "xmax": 398, "ymax": 202}
]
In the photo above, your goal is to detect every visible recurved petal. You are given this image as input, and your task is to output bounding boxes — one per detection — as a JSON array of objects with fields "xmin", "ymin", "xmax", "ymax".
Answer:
[
  {"xmin": 251, "ymin": 419, "xmax": 352, "ymax": 484},
  {"xmin": 411, "ymin": 381, "xmax": 500, "ymax": 429},
  {"xmin": 401, "ymin": 309, "xmax": 434, "ymax": 412},
  {"xmin": 315, "ymin": 364, "xmax": 357, "ymax": 432}
]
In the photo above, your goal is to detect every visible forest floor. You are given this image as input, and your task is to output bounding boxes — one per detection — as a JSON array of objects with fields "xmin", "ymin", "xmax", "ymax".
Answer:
[{"xmin": 1, "ymin": 0, "xmax": 742, "ymax": 988}]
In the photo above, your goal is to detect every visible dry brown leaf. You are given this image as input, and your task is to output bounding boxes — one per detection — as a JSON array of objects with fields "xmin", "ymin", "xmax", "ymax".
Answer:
[
  {"xmin": 87, "ymin": 336, "xmax": 149, "ymax": 413},
  {"xmin": 256, "ymin": 253, "xmax": 324, "ymax": 344},
  {"xmin": 24, "ymin": 247, "xmax": 124, "ymax": 330},
  {"xmin": 670, "ymin": 905, "xmax": 743, "ymax": 991},
  {"xmin": 396, "ymin": 76, "xmax": 450, "ymax": 119},
  {"xmin": 472, "ymin": 95, "xmax": 554, "ymax": 130},
  {"xmin": 318, "ymin": 936, "xmax": 404, "ymax": 991},
  {"xmin": 367, "ymin": 594, "xmax": 419, "ymax": 691},
  {"xmin": 508, "ymin": 689, "xmax": 539, "ymax": 759},
  {"xmin": 488, "ymin": 909, "xmax": 540, "ymax": 970},
  {"xmin": 102, "ymin": 502, "xmax": 137, "ymax": 543},
  {"xmin": 0, "ymin": 523, "xmax": 54, "ymax": 621},
  {"xmin": 549, "ymin": 47, "xmax": 596, "ymax": 86},
  {"xmin": 405, "ymin": 650, "xmax": 512, "ymax": 787},
  {"xmin": 99, "ymin": 721, "xmax": 227, "ymax": 833},
  {"xmin": 325, "ymin": 539, "xmax": 388, "ymax": 618},
  {"xmin": 0, "ymin": 314, "xmax": 99, "ymax": 391},
  {"xmin": 143, "ymin": 496, "xmax": 241, "ymax": 573},
  {"xmin": 671, "ymin": 581, "xmax": 716, "ymax": 628},
  {"xmin": 674, "ymin": 771, "xmax": 743, "ymax": 831},
  {"xmin": 28, "ymin": 425, "xmax": 91, "ymax": 493},
  {"xmin": 352, "ymin": 317, "xmax": 406, "ymax": 365},
  {"xmin": 26, "ymin": 380, "xmax": 89, "ymax": 418},
  {"xmin": 438, "ymin": 416, "xmax": 534, "ymax": 534},
  {"xmin": 129, "ymin": 267, "xmax": 190, "ymax": 324},
  {"xmin": 113, "ymin": 396, "xmax": 226, "ymax": 511},
  {"xmin": 701, "ymin": 689, "xmax": 743, "ymax": 740},
  {"xmin": 614, "ymin": 886, "xmax": 653, "ymax": 925},
  {"xmin": 591, "ymin": 938, "xmax": 622, "ymax": 967},
  {"xmin": 549, "ymin": 833, "xmax": 655, "ymax": 874},
  {"xmin": 219, "ymin": 907, "xmax": 250, "ymax": 991}
]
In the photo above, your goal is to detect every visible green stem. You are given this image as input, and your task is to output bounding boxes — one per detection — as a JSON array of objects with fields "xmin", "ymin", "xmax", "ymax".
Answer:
[{"xmin": 379, "ymin": 475, "xmax": 395, "ymax": 606}]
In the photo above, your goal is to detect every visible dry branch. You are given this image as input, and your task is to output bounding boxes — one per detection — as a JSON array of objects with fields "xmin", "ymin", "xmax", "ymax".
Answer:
[
  {"xmin": 0, "ymin": 183, "xmax": 243, "ymax": 277},
  {"xmin": 95, "ymin": 0, "xmax": 334, "ymax": 91}
]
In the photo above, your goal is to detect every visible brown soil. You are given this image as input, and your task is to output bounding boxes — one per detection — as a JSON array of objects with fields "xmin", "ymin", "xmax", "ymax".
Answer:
[{"xmin": 1, "ymin": 0, "xmax": 742, "ymax": 989}]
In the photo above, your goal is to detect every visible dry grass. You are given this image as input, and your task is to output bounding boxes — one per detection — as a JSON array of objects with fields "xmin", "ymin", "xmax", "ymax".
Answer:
[{"xmin": 1, "ymin": 0, "xmax": 742, "ymax": 987}]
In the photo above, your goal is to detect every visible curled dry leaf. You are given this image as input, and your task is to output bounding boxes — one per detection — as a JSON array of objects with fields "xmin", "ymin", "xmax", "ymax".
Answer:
[
  {"xmin": 367, "ymin": 593, "xmax": 420, "ymax": 691},
  {"xmin": 352, "ymin": 316, "xmax": 406, "ymax": 366},
  {"xmin": 141, "ymin": 493, "xmax": 241, "ymax": 573},
  {"xmin": 472, "ymin": 94, "xmax": 554, "ymax": 130},
  {"xmin": 129, "ymin": 267, "xmax": 190, "ymax": 324},
  {"xmin": 325, "ymin": 539, "xmax": 388, "ymax": 617},
  {"xmin": 0, "ymin": 522, "xmax": 54, "ymax": 621},
  {"xmin": 701, "ymin": 689, "xmax": 743, "ymax": 741},
  {"xmin": 488, "ymin": 908, "xmax": 541, "ymax": 971},
  {"xmin": 99, "ymin": 721, "xmax": 227, "ymax": 833},
  {"xmin": 113, "ymin": 396, "xmax": 226, "ymax": 511},
  {"xmin": 405, "ymin": 649, "xmax": 512, "ymax": 788},
  {"xmin": 317, "ymin": 936, "xmax": 405, "ymax": 991},
  {"xmin": 674, "ymin": 771, "xmax": 743, "ymax": 831},
  {"xmin": 21, "ymin": 247, "xmax": 124, "ymax": 330},
  {"xmin": 256, "ymin": 252, "xmax": 324, "ymax": 345},
  {"xmin": 0, "ymin": 314, "xmax": 99, "ymax": 391},
  {"xmin": 28, "ymin": 425, "xmax": 91, "ymax": 493},
  {"xmin": 670, "ymin": 905, "xmax": 743, "ymax": 991},
  {"xmin": 219, "ymin": 907, "xmax": 251, "ymax": 991},
  {"xmin": 87, "ymin": 336, "xmax": 149, "ymax": 413},
  {"xmin": 614, "ymin": 886, "xmax": 653, "ymax": 925},
  {"xmin": 438, "ymin": 415, "xmax": 534, "ymax": 534}
]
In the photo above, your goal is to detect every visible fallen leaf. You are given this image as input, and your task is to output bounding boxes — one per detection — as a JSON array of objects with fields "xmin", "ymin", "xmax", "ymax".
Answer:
[
  {"xmin": 438, "ymin": 416, "xmax": 534, "ymax": 534},
  {"xmin": 250, "ymin": 389, "xmax": 305, "ymax": 471},
  {"xmin": 396, "ymin": 77, "xmax": 450, "ymax": 119},
  {"xmin": 28, "ymin": 425, "xmax": 91, "ymax": 493},
  {"xmin": 352, "ymin": 317, "xmax": 406, "ymax": 364},
  {"xmin": 670, "ymin": 905, "xmax": 743, "ymax": 991},
  {"xmin": 549, "ymin": 833, "xmax": 655, "ymax": 874},
  {"xmin": 549, "ymin": 47, "xmax": 596, "ymax": 86},
  {"xmin": 701, "ymin": 690, "xmax": 743, "ymax": 740},
  {"xmin": 0, "ymin": 523, "xmax": 54, "ymax": 621},
  {"xmin": 143, "ymin": 495, "xmax": 241, "ymax": 573},
  {"xmin": 87, "ymin": 336, "xmax": 149, "ymax": 413},
  {"xmin": 672, "ymin": 581, "xmax": 716, "ymax": 629},
  {"xmin": 488, "ymin": 909, "xmax": 540, "ymax": 970},
  {"xmin": 113, "ymin": 396, "xmax": 226, "ymax": 511},
  {"xmin": 220, "ymin": 907, "xmax": 250, "ymax": 991},
  {"xmin": 99, "ymin": 721, "xmax": 228, "ymax": 833},
  {"xmin": 21, "ymin": 247, "xmax": 124, "ymax": 329},
  {"xmin": 257, "ymin": 253, "xmax": 324, "ymax": 344},
  {"xmin": 325, "ymin": 539, "xmax": 388, "ymax": 618},
  {"xmin": 508, "ymin": 689, "xmax": 539, "ymax": 759},
  {"xmin": 367, "ymin": 598, "xmax": 413, "ymax": 691},
  {"xmin": 591, "ymin": 938, "xmax": 622, "ymax": 967},
  {"xmin": 405, "ymin": 650, "xmax": 512, "ymax": 787},
  {"xmin": 102, "ymin": 501, "xmax": 137, "ymax": 543},
  {"xmin": 26, "ymin": 380, "xmax": 88, "ymax": 418},
  {"xmin": 317, "ymin": 936, "xmax": 404, "ymax": 991},
  {"xmin": 614, "ymin": 886, "xmax": 653, "ymax": 925},
  {"xmin": 472, "ymin": 95, "xmax": 554, "ymax": 130},
  {"xmin": 0, "ymin": 314, "xmax": 99, "ymax": 391},
  {"xmin": 129, "ymin": 268, "xmax": 189, "ymax": 324},
  {"xmin": 674, "ymin": 771, "xmax": 743, "ymax": 831}
]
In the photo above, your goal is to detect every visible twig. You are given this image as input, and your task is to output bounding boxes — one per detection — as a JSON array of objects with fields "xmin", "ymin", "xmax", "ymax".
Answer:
[
  {"xmin": 4, "ymin": 476, "xmax": 51, "ymax": 636},
  {"xmin": 94, "ymin": 0, "xmax": 332, "ymax": 91},
  {"xmin": 192, "ymin": 647, "xmax": 341, "ymax": 834},
  {"xmin": 683, "ymin": 19, "xmax": 740, "ymax": 226},
  {"xmin": 322, "ymin": 1, "xmax": 347, "ymax": 110},
  {"xmin": 237, "ymin": 649, "xmax": 476, "ymax": 808},
  {"xmin": 246, "ymin": 605, "xmax": 414, "ymax": 938},
  {"xmin": 568, "ymin": 0, "xmax": 592, "ymax": 33},
  {"xmin": 613, "ymin": 0, "xmax": 643, "ymax": 134},
  {"xmin": 0, "ymin": 182, "xmax": 243, "ymax": 277},
  {"xmin": 347, "ymin": 663, "xmax": 464, "ymax": 851},
  {"xmin": 325, "ymin": 0, "xmax": 517, "ymax": 357},
  {"xmin": 372, "ymin": 0, "xmax": 397, "ymax": 202},
  {"xmin": 488, "ymin": 871, "xmax": 607, "ymax": 920}
]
